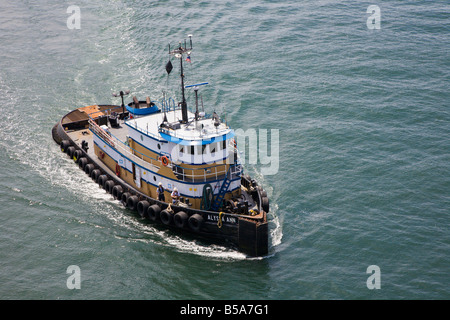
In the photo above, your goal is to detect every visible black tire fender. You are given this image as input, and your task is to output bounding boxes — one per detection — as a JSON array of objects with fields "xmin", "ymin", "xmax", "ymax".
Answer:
[
  {"xmin": 174, "ymin": 211, "xmax": 188, "ymax": 228},
  {"xmin": 98, "ymin": 174, "xmax": 108, "ymax": 188},
  {"xmin": 67, "ymin": 146, "xmax": 76, "ymax": 158},
  {"xmin": 60, "ymin": 140, "xmax": 70, "ymax": 153},
  {"xmin": 259, "ymin": 188, "xmax": 267, "ymax": 198},
  {"xmin": 188, "ymin": 213, "xmax": 203, "ymax": 232},
  {"xmin": 73, "ymin": 150, "xmax": 82, "ymax": 163},
  {"xmin": 84, "ymin": 163, "xmax": 95, "ymax": 175},
  {"xmin": 137, "ymin": 200, "xmax": 150, "ymax": 218},
  {"xmin": 112, "ymin": 185, "xmax": 123, "ymax": 200},
  {"xmin": 78, "ymin": 157, "xmax": 88, "ymax": 169},
  {"xmin": 160, "ymin": 209, "xmax": 173, "ymax": 225},
  {"xmin": 121, "ymin": 192, "xmax": 131, "ymax": 207},
  {"xmin": 147, "ymin": 204, "xmax": 161, "ymax": 221},
  {"xmin": 104, "ymin": 180, "xmax": 115, "ymax": 194},
  {"xmin": 261, "ymin": 196, "xmax": 269, "ymax": 213},
  {"xmin": 127, "ymin": 195, "xmax": 139, "ymax": 211},
  {"xmin": 90, "ymin": 169, "xmax": 101, "ymax": 182}
]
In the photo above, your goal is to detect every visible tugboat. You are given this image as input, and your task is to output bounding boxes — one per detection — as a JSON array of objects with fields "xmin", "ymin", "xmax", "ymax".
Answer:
[{"xmin": 52, "ymin": 37, "xmax": 269, "ymax": 256}]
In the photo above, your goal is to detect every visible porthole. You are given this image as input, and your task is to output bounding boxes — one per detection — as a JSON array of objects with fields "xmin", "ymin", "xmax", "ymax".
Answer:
[{"xmin": 157, "ymin": 143, "xmax": 161, "ymax": 149}]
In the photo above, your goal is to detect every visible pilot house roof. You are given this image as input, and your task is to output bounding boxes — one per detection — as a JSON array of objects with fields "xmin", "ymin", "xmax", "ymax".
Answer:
[{"xmin": 125, "ymin": 109, "xmax": 234, "ymax": 146}]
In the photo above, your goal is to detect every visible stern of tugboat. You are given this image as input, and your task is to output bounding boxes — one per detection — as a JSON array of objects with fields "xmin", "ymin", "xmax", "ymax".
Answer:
[{"xmin": 238, "ymin": 217, "xmax": 269, "ymax": 257}]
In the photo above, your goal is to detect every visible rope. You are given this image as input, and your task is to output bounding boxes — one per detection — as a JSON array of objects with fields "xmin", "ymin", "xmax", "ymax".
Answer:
[{"xmin": 217, "ymin": 212, "xmax": 223, "ymax": 228}]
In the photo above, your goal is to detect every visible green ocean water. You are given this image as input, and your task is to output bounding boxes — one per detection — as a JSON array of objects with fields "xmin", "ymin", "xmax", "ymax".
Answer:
[{"xmin": 0, "ymin": 0, "xmax": 449, "ymax": 299}]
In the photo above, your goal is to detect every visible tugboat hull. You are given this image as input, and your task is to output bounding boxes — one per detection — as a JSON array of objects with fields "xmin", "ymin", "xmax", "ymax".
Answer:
[{"xmin": 52, "ymin": 106, "xmax": 269, "ymax": 257}]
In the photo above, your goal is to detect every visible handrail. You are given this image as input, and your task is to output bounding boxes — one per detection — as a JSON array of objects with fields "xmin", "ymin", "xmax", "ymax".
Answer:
[
  {"xmin": 162, "ymin": 97, "xmax": 177, "ymax": 111},
  {"xmin": 126, "ymin": 120, "xmax": 164, "ymax": 140},
  {"xmin": 158, "ymin": 122, "xmax": 231, "ymax": 141},
  {"xmin": 88, "ymin": 118, "xmax": 115, "ymax": 147},
  {"xmin": 172, "ymin": 161, "xmax": 242, "ymax": 183}
]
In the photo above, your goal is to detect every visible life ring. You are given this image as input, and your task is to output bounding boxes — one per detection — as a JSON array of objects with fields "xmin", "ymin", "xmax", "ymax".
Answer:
[
  {"xmin": 161, "ymin": 156, "xmax": 169, "ymax": 166},
  {"xmin": 115, "ymin": 163, "xmax": 120, "ymax": 176}
]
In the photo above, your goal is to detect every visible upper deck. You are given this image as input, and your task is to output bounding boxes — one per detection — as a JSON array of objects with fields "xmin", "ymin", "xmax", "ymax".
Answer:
[{"xmin": 126, "ymin": 108, "xmax": 233, "ymax": 146}]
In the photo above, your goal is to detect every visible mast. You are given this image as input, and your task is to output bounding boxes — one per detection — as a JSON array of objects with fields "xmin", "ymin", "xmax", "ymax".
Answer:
[
  {"xmin": 168, "ymin": 35, "xmax": 193, "ymax": 124},
  {"xmin": 180, "ymin": 48, "xmax": 188, "ymax": 123}
]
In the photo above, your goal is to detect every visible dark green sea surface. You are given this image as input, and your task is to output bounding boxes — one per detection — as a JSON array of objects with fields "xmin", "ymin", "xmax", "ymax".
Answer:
[{"xmin": 0, "ymin": 0, "xmax": 448, "ymax": 299}]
